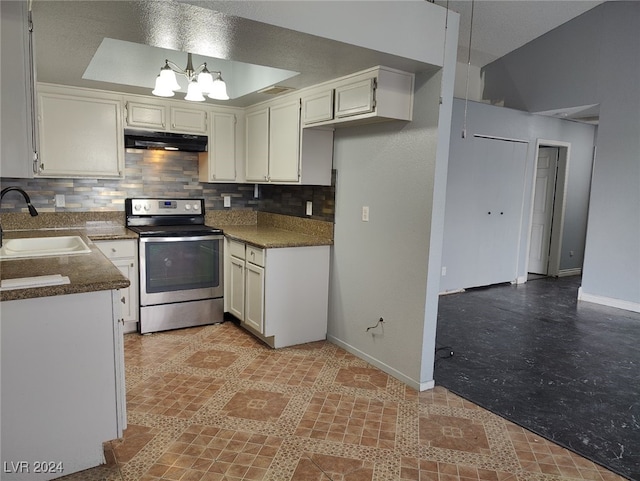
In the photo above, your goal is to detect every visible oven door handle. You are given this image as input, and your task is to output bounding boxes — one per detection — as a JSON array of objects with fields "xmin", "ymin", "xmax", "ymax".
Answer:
[{"xmin": 138, "ymin": 234, "xmax": 224, "ymax": 243}]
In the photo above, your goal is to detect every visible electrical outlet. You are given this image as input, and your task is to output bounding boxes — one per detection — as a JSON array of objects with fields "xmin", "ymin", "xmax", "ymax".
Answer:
[
  {"xmin": 306, "ymin": 201, "xmax": 313, "ymax": 216},
  {"xmin": 569, "ymin": 250, "xmax": 575, "ymax": 257},
  {"xmin": 441, "ymin": 266, "xmax": 447, "ymax": 276},
  {"xmin": 223, "ymin": 195, "xmax": 231, "ymax": 208},
  {"xmin": 362, "ymin": 206, "xmax": 369, "ymax": 222},
  {"xmin": 55, "ymin": 194, "xmax": 65, "ymax": 207}
]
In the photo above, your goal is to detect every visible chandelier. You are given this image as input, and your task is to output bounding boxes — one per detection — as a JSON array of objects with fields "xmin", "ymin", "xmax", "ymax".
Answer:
[{"xmin": 152, "ymin": 53, "xmax": 229, "ymax": 101}]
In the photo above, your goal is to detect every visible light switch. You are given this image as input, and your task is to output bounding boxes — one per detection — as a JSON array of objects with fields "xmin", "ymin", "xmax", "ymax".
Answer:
[
  {"xmin": 55, "ymin": 194, "xmax": 65, "ymax": 207},
  {"xmin": 306, "ymin": 201, "xmax": 313, "ymax": 216},
  {"xmin": 223, "ymin": 195, "xmax": 231, "ymax": 208}
]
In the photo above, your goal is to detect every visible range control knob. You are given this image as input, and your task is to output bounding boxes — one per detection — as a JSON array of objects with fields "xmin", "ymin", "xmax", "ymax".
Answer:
[
  {"xmin": 143, "ymin": 204, "xmax": 150, "ymax": 211},
  {"xmin": 185, "ymin": 204, "xmax": 191, "ymax": 210},
  {"xmin": 134, "ymin": 204, "xmax": 141, "ymax": 211},
  {"xmin": 192, "ymin": 203, "xmax": 200, "ymax": 210}
]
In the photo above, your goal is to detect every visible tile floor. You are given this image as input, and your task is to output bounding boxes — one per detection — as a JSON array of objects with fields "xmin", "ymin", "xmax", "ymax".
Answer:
[{"xmin": 57, "ymin": 322, "xmax": 626, "ymax": 481}]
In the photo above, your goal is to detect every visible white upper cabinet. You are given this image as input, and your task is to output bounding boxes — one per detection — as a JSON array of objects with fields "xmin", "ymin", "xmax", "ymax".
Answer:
[
  {"xmin": 124, "ymin": 99, "xmax": 208, "ymax": 134},
  {"xmin": 245, "ymin": 98, "xmax": 333, "ymax": 185},
  {"xmin": 199, "ymin": 111, "xmax": 239, "ymax": 183},
  {"xmin": 268, "ymin": 98, "xmax": 301, "ymax": 182},
  {"xmin": 301, "ymin": 66, "xmax": 414, "ymax": 128},
  {"xmin": 1, "ymin": 1, "xmax": 36, "ymax": 178},
  {"xmin": 301, "ymin": 90, "xmax": 334, "ymax": 125},
  {"xmin": 125, "ymin": 101, "xmax": 166, "ymax": 130},
  {"xmin": 37, "ymin": 84, "xmax": 124, "ymax": 178},
  {"xmin": 245, "ymin": 106, "xmax": 271, "ymax": 182},
  {"xmin": 169, "ymin": 106, "xmax": 207, "ymax": 134},
  {"xmin": 334, "ymin": 78, "xmax": 375, "ymax": 118}
]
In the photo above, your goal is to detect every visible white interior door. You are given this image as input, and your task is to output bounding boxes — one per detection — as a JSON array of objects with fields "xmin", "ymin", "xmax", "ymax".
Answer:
[
  {"xmin": 529, "ymin": 147, "xmax": 559, "ymax": 275},
  {"xmin": 445, "ymin": 136, "xmax": 528, "ymax": 289}
]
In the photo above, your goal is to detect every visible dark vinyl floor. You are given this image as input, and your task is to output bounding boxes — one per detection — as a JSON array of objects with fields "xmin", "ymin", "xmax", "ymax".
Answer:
[{"xmin": 434, "ymin": 276, "xmax": 640, "ymax": 481}]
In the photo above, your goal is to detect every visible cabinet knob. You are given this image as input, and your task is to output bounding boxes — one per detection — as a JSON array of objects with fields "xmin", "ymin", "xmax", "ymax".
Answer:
[
  {"xmin": 121, "ymin": 296, "xmax": 126, "ymax": 304},
  {"xmin": 111, "ymin": 248, "xmax": 117, "ymax": 253}
]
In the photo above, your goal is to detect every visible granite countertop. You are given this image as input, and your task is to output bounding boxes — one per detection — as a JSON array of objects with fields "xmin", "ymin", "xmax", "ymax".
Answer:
[
  {"xmin": 220, "ymin": 225, "xmax": 333, "ymax": 248},
  {"xmin": 0, "ymin": 227, "xmax": 134, "ymax": 302}
]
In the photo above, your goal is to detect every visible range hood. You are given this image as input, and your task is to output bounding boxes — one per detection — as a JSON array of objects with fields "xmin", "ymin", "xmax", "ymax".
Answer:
[{"xmin": 124, "ymin": 129, "xmax": 208, "ymax": 152}]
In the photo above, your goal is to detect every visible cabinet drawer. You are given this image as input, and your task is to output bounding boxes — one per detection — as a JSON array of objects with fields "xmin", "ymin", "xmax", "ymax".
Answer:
[
  {"xmin": 95, "ymin": 240, "xmax": 136, "ymax": 259},
  {"xmin": 246, "ymin": 245, "xmax": 265, "ymax": 267},
  {"xmin": 229, "ymin": 240, "xmax": 246, "ymax": 260}
]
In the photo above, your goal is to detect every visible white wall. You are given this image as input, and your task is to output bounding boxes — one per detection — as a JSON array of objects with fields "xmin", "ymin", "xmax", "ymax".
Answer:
[
  {"xmin": 189, "ymin": 0, "xmax": 448, "ymax": 68},
  {"xmin": 440, "ymin": 99, "xmax": 596, "ymax": 293}
]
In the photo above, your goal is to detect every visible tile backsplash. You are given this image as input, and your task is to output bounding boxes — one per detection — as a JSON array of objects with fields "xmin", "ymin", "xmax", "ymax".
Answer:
[{"xmin": 0, "ymin": 150, "xmax": 335, "ymax": 222}]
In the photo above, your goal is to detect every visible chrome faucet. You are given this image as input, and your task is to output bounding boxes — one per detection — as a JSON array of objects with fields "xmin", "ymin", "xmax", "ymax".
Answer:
[{"xmin": 0, "ymin": 186, "xmax": 39, "ymax": 247}]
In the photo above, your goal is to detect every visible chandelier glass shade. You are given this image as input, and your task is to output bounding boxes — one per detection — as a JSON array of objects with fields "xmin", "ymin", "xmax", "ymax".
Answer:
[{"xmin": 152, "ymin": 53, "xmax": 229, "ymax": 101}]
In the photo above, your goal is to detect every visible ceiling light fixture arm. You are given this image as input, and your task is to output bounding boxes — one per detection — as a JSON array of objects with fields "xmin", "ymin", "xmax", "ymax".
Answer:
[{"xmin": 163, "ymin": 54, "xmax": 222, "ymax": 81}]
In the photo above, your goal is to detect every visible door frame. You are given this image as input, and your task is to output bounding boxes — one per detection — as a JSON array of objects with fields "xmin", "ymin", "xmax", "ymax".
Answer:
[{"xmin": 525, "ymin": 139, "xmax": 571, "ymax": 277}]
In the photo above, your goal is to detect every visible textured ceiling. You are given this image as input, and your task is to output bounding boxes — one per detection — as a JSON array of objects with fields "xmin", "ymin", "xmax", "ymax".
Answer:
[
  {"xmin": 31, "ymin": 0, "xmax": 603, "ymax": 107},
  {"xmin": 31, "ymin": 0, "xmax": 430, "ymax": 107},
  {"xmin": 434, "ymin": 0, "xmax": 604, "ymax": 67}
]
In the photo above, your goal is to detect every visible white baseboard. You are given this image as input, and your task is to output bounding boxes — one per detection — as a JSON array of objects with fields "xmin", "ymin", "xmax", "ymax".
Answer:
[
  {"xmin": 439, "ymin": 288, "xmax": 465, "ymax": 296},
  {"xmin": 558, "ymin": 268, "xmax": 582, "ymax": 277},
  {"xmin": 326, "ymin": 335, "xmax": 435, "ymax": 392},
  {"xmin": 578, "ymin": 287, "xmax": 640, "ymax": 313}
]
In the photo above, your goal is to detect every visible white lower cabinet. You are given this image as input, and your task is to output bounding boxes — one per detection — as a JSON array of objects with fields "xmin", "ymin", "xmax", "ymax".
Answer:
[
  {"xmin": 244, "ymin": 260, "xmax": 265, "ymax": 334},
  {"xmin": 228, "ymin": 254, "xmax": 246, "ymax": 321},
  {"xmin": 226, "ymin": 239, "xmax": 330, "ymax": 348},
  {"xmin": 1, "ymin": 290, "xmax": 126, "ymax": 480},
  {"xmin": 95, "ymin": 239, "xmax": 138, "ymax": 333}
]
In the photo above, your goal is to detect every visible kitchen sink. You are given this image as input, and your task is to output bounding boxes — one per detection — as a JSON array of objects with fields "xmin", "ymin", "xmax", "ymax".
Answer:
[{"xmin": 0, "ymin": 236, "xmax": 91, "ymax": 260}]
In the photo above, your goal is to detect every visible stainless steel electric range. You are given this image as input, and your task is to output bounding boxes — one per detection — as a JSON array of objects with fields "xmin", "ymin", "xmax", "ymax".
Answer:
[{"xmin": 125, "ymin": 198, "xmax": 223, "ymax": 334}]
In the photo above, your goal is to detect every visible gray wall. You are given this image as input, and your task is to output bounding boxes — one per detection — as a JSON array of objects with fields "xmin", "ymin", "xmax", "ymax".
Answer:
[
  {"xmin": 441, "ymin": 99, "xmax": 596, "ymax": 292},
  {"xmin": 481, "ymin": 1, "xmax": 640, "ymax": 307},
  {"xmin": 327, "ymin": 7, "xmax": 459, "ymax": 389},
  {"xmin": 327, "ymin": 70, "xmax": 445, "ymax": 388}
]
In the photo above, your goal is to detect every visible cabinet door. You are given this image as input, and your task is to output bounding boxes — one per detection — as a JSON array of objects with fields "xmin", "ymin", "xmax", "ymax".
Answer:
[
  {"xmin": 126, "ymin": 101, "xmax": 166, "ymax": 129},
  {"xmin": 229, "ymin": 255, "xmax": 245, "ymax": 320},
  {"xmin": 1, "ymin": 1, "xmax": 36, "ymax": 178},
  {"xmin": 112, "ymin": 258, "xmax": 138, "ymax": 325},
  {"xmin": 269, "ymin": 99, "xmax": 301, "ymax": 182},
  {"xmin": 210, "ymin": 112, "xmax": 236, "ymax": 181},
  {"xmin": 245, "ymin": 107, "xmax": 270, "ymax": 182},
  {"xmin": 302, "ymin": 90, "xmax": 334, "ymax": 125},
  {"xmin": 94, "ymin": 240, "xmax": 138, "ymax": 331},
  {"xmin": 37, "ymin": 91, "xmax": 124, "ymax": 178},
  {"xmin": 245, "ymin": 262, "xmax": 264, "ymax": 334},
  {"xmin": 335, "ymin": 78, "xmax": 375, "ymax": 118},
  {"xmin": 170, "ymin": 106, "xmax": 207, "ymax": 134}
]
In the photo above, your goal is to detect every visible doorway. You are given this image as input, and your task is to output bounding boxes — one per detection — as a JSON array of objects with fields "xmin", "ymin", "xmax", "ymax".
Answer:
[{"xmin": 527, "ymin": 140, "xmax": 570, "ymax": 277}]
